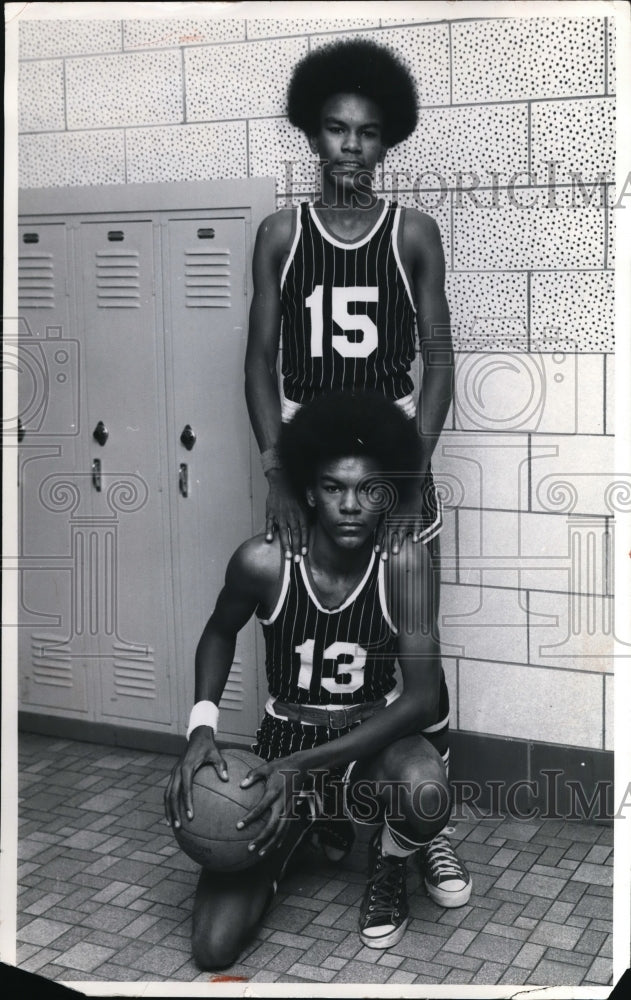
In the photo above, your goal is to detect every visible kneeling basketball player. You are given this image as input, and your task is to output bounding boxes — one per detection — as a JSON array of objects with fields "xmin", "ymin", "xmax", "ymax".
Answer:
[{"xmin": 165, "ymin": 392, "xmax": 462, "ymax": 969}]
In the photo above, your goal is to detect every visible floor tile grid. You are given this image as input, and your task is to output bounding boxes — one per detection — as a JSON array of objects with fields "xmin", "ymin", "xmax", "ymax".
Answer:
[{"xmin": 16, "ymin": 733, "xmax": 613, "ymax": 986}]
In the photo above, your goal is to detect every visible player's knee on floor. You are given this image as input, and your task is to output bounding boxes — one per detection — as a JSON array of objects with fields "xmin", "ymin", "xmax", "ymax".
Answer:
[{"xmin": 192, "ymin": 918, "xmax": 246, "ymax": 970}]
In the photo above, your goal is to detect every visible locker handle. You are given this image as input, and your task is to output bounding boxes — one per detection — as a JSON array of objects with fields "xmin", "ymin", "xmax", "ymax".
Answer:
[
  {"xmin": 92, "ymin": 458, "xmax": 102, "ymax": 492},
  {"xmin": 180, "ymin": 424, "xmax": 196, "ymax": 451},
  {"xmin": 93, "ymin": 420, "xmax": 109, "ymax": 446},
  {"xmin": 17, "ymin": 418, "xmax": 25, "ymax": 442},
  {"xmin": 179, "ymin": 463, "xmax": 189, "ymax": 498}
]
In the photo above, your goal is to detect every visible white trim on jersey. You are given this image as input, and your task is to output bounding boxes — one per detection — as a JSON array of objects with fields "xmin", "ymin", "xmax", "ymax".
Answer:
[
  {"xmin": 258, "ymin": 554, "xmax": 292, "ymax": 625},
  {"xmin": 391, "ymin": 206, "xmax": 418, "ymax": 314},
  {"xmin": 394, "ymin": 393, "xmax": 417, "ymax": 419},
  {"xmin": 280, "ymin": 204, "xmax": 302, "ymax": 290},
  {"xmin": 416, "ymin": 489, "xmax": 444, "ymax": 546},
  {"xmin": 421, "ymin": 709, "xmax": 451, "ymax": 734},
  {"xmin": 299, "ymin": 549, "xmax": 377, "ymax": 614},
  {"xmin": 281, "ymin": 395, "xmax": 302, "ymax": 423},
  {"xmin": 263, "ymin": 678, "xmax": 402, "ymax": 722},
  {"xmin": 308, "ymin": 199, "xmax": 389, "ymax": 250},
  {"xmin": 378, "ymin": 558, "xmax": 398, "ymax": 635}
]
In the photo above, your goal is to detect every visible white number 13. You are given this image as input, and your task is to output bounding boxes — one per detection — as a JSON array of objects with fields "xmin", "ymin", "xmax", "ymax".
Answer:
[
  {"xmin": 295, "ymin": 639, "xmax": 367, "ymax": 694},
  {"xmin": 306, "ymin": 285, "xmax": 379, "ymax": 359}
]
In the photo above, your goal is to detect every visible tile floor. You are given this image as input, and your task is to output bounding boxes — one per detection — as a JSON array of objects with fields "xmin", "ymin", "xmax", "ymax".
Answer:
[{"xmin": 16, "ymin": 732, "xmax": 613, "ymax": 987}]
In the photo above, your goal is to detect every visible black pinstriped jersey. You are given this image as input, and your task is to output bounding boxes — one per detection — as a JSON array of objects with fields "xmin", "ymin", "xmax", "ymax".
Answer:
[
  {"xmin": 279, "ymin": 200, "xmax": 418, "ymax": 405},
  {"xmin": 257, "ymin": 549, "xmax": 398, "ymax": 706}
]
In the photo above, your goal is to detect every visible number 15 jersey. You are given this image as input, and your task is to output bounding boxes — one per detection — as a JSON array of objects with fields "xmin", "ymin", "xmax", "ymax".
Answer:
[{"xmin": 279, "ymin": 200, "xmax": 418, "ymax": 410}]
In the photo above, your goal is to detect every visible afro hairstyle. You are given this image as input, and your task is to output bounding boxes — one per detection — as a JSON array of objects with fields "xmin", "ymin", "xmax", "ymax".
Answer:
[
  {"xmin": 278, "ymin": 391, "xmax": 423, "ymax": 505},
  {"xmin": 286, "ymin": 39, "xmax": 418, "ymax": 148}
]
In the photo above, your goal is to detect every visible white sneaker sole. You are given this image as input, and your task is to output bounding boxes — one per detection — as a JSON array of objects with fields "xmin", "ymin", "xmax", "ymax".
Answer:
[
  {"xmin": 425, "ymin": 877, "xmax": 472, "ymax": 908},
  {"xmin": 359, "ymin": 916, "xmax": 410, "ymax": 950}
]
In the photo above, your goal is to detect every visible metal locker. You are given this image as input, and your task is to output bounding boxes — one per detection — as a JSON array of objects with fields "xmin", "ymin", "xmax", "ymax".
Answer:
[
  {"xmin": 76, "ymin": 218, "xmax": 174, "ymax": 726},
  {"xmin": 163, "ymin": 214, "xmax": 260, "ymax": 742},
  {"xmin": 18, "ymin": 179, "xmax": 276, "ymax": 745},
  {"xmin": 17, "ymin": 220, "xmax": 93, "ymax": 716}
]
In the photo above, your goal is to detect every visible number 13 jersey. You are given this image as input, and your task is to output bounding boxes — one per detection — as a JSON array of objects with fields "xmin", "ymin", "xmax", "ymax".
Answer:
[
  {"xmin": 258, "ymin": 549, "xmax": 398, "ymax": 708},
  {"xmin": 279, "ymin": 200, "xmax": 417, "ymax": 410}
]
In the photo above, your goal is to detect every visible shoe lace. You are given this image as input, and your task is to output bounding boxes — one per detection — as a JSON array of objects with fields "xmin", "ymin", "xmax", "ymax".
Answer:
[
  {"xmin": 424, "ymin": 835, "xmax": 465, "ymax": 878},
  {"xmin": 366, "ymin": 852, "xmax": 407, "ymax": 921}
]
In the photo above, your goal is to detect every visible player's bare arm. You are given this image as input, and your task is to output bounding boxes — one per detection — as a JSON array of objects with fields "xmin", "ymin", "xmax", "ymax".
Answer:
[
  {"xmin": 164, "ymin": 537, "xmax": 282, "ymax": 828},
  {"xmin": 244, "ymin": 211, "xmax": 309, "ymax": 559},
  {"xmin": 372, "ymin": 209, "xmax": 453, "ymax": 555},
  {"xmin": 403, "ymin": 207, "xmax": 454, "ymax": 469},
  {"xmin": 241, "ymin": 541, "xmax": 440, "ymax": 853}
]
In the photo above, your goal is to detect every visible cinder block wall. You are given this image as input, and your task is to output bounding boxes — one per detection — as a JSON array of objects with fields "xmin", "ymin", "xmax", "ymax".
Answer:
[{"xmin": 18, "ymin": 14, "xmax": 616, "ymax": 756}]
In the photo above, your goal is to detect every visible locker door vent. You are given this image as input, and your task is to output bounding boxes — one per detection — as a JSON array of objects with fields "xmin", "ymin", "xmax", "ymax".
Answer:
[
  {"xmin": 31, "ymin": 635, "xmax": 73, "ymax": 687},
  {"xmin": 95, "ymin": 251, "xmax": 140, "ymax": 309},
  {"xmin": 184, "ymin": 248, "xmax": 231, "ymax": 308},
  {"xmin": 113, "ymin": 645, "xmax": 156, "ymax": 699},
  {"xmin": 19, "ymin": 253, "xmax": 55, "ymax": 309},
  {"xmin": 219, "ymin": 657, "xmax": 244, "ymax": 708}
]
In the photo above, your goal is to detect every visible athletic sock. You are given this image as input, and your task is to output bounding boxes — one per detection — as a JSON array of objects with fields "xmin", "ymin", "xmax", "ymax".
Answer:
[{"xmin": 380, "ymin": 822, "xmax": 427, "ymax": 859}]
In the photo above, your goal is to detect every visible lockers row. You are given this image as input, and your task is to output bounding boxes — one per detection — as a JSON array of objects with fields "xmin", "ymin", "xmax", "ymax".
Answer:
[{"xmin": 17, "ymin": 179, "xmax": 275, "ymax": 742}]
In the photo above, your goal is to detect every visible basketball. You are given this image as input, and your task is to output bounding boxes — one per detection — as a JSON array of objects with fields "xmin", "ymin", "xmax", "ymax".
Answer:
[{"xmin": 174, "ymin": 748, "xmax": 269, "ymax": 872}]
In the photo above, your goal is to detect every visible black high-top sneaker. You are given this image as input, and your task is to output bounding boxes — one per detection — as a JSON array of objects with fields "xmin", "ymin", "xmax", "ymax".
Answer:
[{"xmin": 359, "ymin": 829, "xmax": 410, "ymax": 949}]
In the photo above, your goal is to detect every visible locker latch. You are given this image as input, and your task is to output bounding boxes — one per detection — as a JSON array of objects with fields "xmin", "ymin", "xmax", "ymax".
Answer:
[{"xmin": 93, "ymin": 420, "xmax": 109, "ymax": 446}]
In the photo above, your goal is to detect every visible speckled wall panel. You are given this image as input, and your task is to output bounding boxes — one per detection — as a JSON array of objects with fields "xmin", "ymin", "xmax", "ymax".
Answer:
[
  {"xmin": 66, "ymin": 51, "xmax": 183, "ymax": 129},
  {"xmin": 185, "ymin": 37, "xmax": 308, "ymax": 122},
  {"xmin": 606, "ymin": 184, "xmax": 615, "ymax": 269},
  {"xmin": 19, "ymin": 61, "xmax": 65, "ymax": 133},
  {"xmin": 126, "ymin": 122, "xmax": 247, "ymax": 183},
  {"xmin": 528, "ymin": 591, "xmax": 617, "ymax": 677},
  {"xmin": 607, "ymin": 18, "xmax": 615, "ymax": 94},
  {"xmin": 451, "ymin": 19, "xmax": 605, "ymax": 103},
  {"xmin": 453, "ymin": 352, "xmax": 604, "ymax": 436},
  {"xmin": 530, "ymin": 271, "xmax": 614, "ymax": 352},
  {"xmin": 453, "ymin": 188, "xmax": 604, "ymax": 271},
  {"xmin": 528, "ymin": 434, "xmax": 617, "ymax": 517},
  {"xmin": 446, "ymin": 273, "xmax": 528, "ymax": 351},
  {"xmin": 19, "ymin": 19, "xmax": 122, "ymax": 60},
  {"xmin": 531, "ymin": 99, "xmax": 615, "ymax": 184},
  {"xmin": 386, "ymin": 103, "xmax": 528, "ymax": 186},
  {"xmin": 246, "ymin": 18, "xmax": 380, "ymax": 38},
  {"xmin": 459, "ymin": 659, "xmax": 603, "ymax": 747},
  {"xmin": 19, "ymin": 131, "xmax": 125, "ymax": 188},
  {"xmin": 249, "ymin": 117, "xmax": 319, "ymax": 193},
  {"xmin": 310, "ymin": 25, "xmax": 450, "ymax": 107},
  {"xmin": 123, "ymin": 17, "xmax": 245, "ymax": 49}
]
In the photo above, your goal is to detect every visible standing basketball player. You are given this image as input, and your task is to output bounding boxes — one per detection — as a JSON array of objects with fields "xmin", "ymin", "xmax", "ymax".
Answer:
[
  {"xmin": 166, "ymin": 393, "xmax": 459, "ymax": 968},
  {"xmin": 243, "ymin": 39, "xmax": 470, "ymax": 907}
]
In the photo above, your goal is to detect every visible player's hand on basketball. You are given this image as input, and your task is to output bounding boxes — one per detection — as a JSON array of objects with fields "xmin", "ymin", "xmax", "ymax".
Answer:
[
  {"xmin": 164, "ymin": 727, "xmax": 228, "ymax": 830},
  {"xmin": 265, "ymin": 469, "xmax": 309, "ymax": 560},
  {"xmin": 238, "ymin": 757, "xmax": 304, "ymax": 856}
]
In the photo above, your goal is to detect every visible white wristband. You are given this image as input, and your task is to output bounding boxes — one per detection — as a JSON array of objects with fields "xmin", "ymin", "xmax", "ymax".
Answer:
[{"xmin": 186, "ymin": 700, "xmax": 219, "ymax": 740}]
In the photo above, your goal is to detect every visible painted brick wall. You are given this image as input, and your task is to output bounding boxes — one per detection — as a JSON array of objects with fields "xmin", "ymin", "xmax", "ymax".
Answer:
[{"xmin": 17, "ymin": 13, "xmax": 617, "ymax": 752}]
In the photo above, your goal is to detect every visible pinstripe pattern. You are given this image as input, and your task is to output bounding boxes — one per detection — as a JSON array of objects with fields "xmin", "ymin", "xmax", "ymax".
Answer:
[
  {"xmin": 252, "ymin": 552, "xmax": 451, "ymax": 765},
  {"xmin": 257, "ymin": 550, "xmax": 397, "ymax": 707},
  {"xmin": 279, "ymin": 199, "xmax": 417, "ymax": 405}
]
